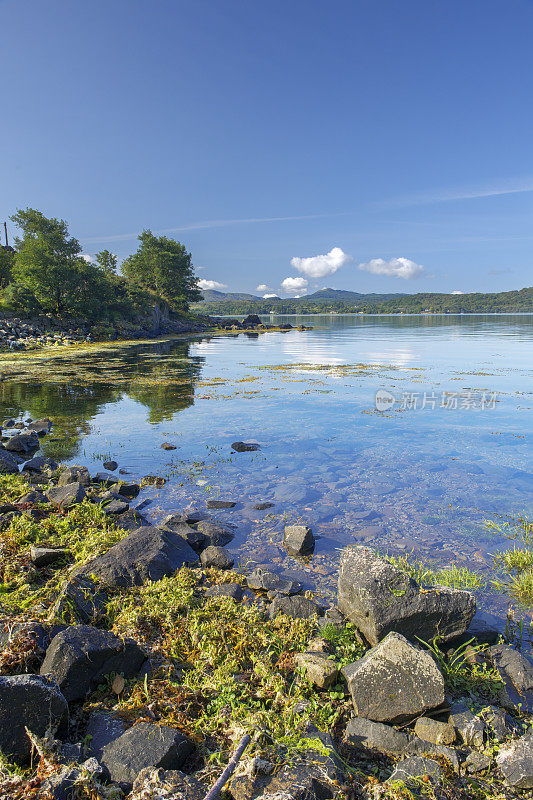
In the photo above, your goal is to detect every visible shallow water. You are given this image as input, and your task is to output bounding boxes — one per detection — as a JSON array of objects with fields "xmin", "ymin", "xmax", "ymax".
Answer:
[{"xmin": 1, "ymin": 314, "xmax": 532, "ymax": 621}]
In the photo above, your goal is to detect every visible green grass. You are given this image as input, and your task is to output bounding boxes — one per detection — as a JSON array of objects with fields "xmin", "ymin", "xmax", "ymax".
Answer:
[
  {"xmin": 488, "ymin": 515, "xmax": 533, "ymax": 606},
  {"xmin": 420, "ymin": 638, "xmax": 503, "ymax": 700},
  {"xmin": 387, "ymin": 554, "xmax": 486, "ymax": 590}
]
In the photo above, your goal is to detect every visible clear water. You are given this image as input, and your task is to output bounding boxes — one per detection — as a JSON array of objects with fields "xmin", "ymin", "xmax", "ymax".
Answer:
[{"xmin": 2, "ymin": 314, "xmax": 532, "ymax": 618}]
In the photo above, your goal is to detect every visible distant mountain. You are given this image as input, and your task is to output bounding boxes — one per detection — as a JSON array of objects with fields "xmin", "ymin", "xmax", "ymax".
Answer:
[
  {"xmin": 199, "ymin": 287, "xmax": 403, "ymax": 304},
  {"xmin": 201, "ymin": 289, "xmax": 260, "ymax": 302},
  {"xmin": 303, "ymin": 288, "xmax": 406, "ymax": 302}
]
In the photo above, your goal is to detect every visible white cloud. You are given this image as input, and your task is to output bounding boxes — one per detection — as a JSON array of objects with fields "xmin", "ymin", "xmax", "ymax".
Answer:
[
  {"xmin": 197, "ymin": 279, "xmax": 227, "ymax": 291},
  {"xmin": 256, "ymin": 283, "xmax": 270, "ymax": 292},
  {"xmin": 358, "ymin": 257, "xmax": 425, "ymax": 280},
  {"xmin": 281, "ymin": 276, "xmax": 309, "ymax": 294},
  {"xmin": 290, "ymin": 246, "xmax": 352, "ymax": 278},
  {"xmin": 451, "ymin": 290, "xmax": 464, "ymax": 295},
  {"xmin": 81, "ymin": 253, "xmax": 95, "ymax": 263},
  {"xmin": 263, "ymin": 293, "xmax": 277, "ymax": 298}
]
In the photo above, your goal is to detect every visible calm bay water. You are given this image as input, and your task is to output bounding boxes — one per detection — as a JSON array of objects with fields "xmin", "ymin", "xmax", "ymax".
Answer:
[{"xmin": 2, "ymin": 314, "xmax": 532, "ymax": 617}]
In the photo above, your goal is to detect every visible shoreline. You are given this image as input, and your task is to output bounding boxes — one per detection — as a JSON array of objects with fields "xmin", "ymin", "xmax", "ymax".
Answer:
[{"xmin": 0, "ymin": 421, "xmax": 532, "ymax": 798}]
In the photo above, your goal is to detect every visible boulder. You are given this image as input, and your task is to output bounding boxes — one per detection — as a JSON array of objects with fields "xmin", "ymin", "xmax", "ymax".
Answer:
[
  {"xmin": 0, "ymin": 674, "xmax": 68, "ymax": 764},
  {"xmin": 246, "ymin": 569, "xmax": 301, "ymax": 595},
  {"xmin": 40, "ymin": 759, "xmax": 102, "ymax": 799},
  {"xmin": 4, "ymin": 431, "xmax": 40, "ymax": 453},
  {"xmin": 200, "ymin": 545, "xmax": 234, "ymax": 569},
  {"xmin": 47, "ymin": 482, "xmax": 87, "ymax": 509},
  {"xmin": 205, "ymin": 583, "xmax": 244, "ymax": 601},
  {"xmin": 104, "ymin": 498, "xmax": 130, "ymax": 515},
  {"xmin": 58, "ymin": 466, "xmax": 91, "ymax": 487},
  {"xmin": 497, "ymin": 733, "xmax": 533, "ymax": 788},
  {"xmin": 22, "ymin": 455, "xmax": 58, "ymax": 473},
  {"xmin": 117, "ymin": 481, "xmax": 140, "ymax": 499},
  {"xmin": 414, "ymin": 716, "xmax": 456, "ymax": 745},
  {"xmin": 295, "ymin": 651, "xmax": 338, "ymax": 688},
  {"xmin": 284, "ymin": 524, "xmax": 315, "ymax": 556},
  {"xmin": 344, "ymin": 717, "xmax": 413, "ymax": 755},
  {"xmin": 103, "ymin": 460, "xmax": 118, "ymax": 471},
  {"xmin": 85, "ymin": 711, "xmax": 129, "ymax": 760},
  {"xmin": 0, "ymin": 449, "xmax": 20, "ymax": 474},
  {"xmin": 337, "ymin": 546, "xmax": 476, "ymax": 645},
  {"xmin": 341, "ymin": 632, "xmax": 445, "ymax": 724},
  {"xmin": 158, "ymin": 515, "xmax": 206, "ymax": 552},
  {"xmin": 40, "ymin": 625, "xmax": 146, "ymax": 701},
  {"xmin": 100, "ymin": 722, "xmax": 194, "ymax": 787},
  {"xmin": 269, "ymin": 595, "xmax": 322, "ymax": 620},
  {"xmin": 449, "ymin": 702, "xmax": 485, "ymax": 747},
  {"xmin": 489, "ymin": 643, "xmax": 533, "ymax": 713},
  {"xmin": 114, "ymin": 509, "xmax": 150, "ymax": 531},
  {"xmin": 194, "ymin": 519, "xmax": 234, "ymax": 547},
  {"xmin": 75, "ymin": 526, "xmax": 198, "ymax": 588},
  {"xmin": 30, "ymin": 546, "xmax": 71, "ymax": 567}
]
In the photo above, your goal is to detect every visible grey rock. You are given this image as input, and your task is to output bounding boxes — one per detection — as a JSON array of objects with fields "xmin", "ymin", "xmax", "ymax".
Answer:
[
  {"xmin": 85, "ymin": 711, "xmax": 129, "ymax": 760},
  {"xmin": 489, "ymin": 643, "xmax": 533, "ymax": 713},
  {"xmin": 0, "ymin": 674, "xmax": 68, "ymax": 764},
  {"xmin": 342, "ymin": 632, "xmax": 445, "ymax": 724},
  {"xmin": 4, "ymin": 431, "xmax": 40, "ymax": 453},
  {"xmin": 269, "ymin": 595, "xmax": 322, "ymax": 620},
  {"xmin": 480, "ymin": 705, "xmax": 516, "ymax": 742},
  {"xmin": 205, "ymin": 583, "xmax": 244, "ymax": 601},
  {"xmin": 100, "ymin": 722, "xmax": 194, "ymax": 787},
  {"xmin": 58, "ymin": 466, "xmax": 91, "ymax": 487},
  {"xmin": 465, "ymin": 751, "xmax": 491, "ymax": 773},
  {"xmin": 114, "ymin": 509, "xmax": 150, "ymax": 531},
  {"xmin": 0, "ymin": 449, "xmax": 20, "ymax": 474},
  {"xmin": 27, "ymin": 417, "xmax": 52, "ymax": 434},
  {"xmin": 30, "ymin": 546, "xmax": 71, "ymax": 567},
  {"xmin": 295, "ymin": 651, "xmax": 338, "ymax": 688},
  {"xmin": 40, "ymin": 624, "xmax": 146, "ymax": 701},
  {"xmin": 206, "ymin": 499, "xmax": 236, "ymax": 509},
  {"xmin": 247, "ymin": 569, "xmax": 302, "ymax": 595},
  {"xmin": 159, "ymin": 515, "xmax": 206, "ymax": 552},
  {"xmin": 344, "ymin": 717, "xmax": 413, "ymax": 756},
  {"xmin": 284, "ymin": 524, "xmax": 315, "ymax": 556},
  {"xmin": 117, "ymin": 481, "xmax": 140, "ymax": 499},
  {"xmin": 232, "ymin": 441, "xmax": 260, "ymax": 452},
  {"xmin": 47, "ymin": 482, "xmax": 87, "ymax": 509},
  {"xmin": 103, "ymin": 460, "xmax": 118, "ymax": 471},
  {"xmin": 76, "ymin": 526, "xmax": 198, "ymax": 589},
  {"xmin": 22, "ymin": 455, "xmax": 58, "ymax": 473},
  {"xmin": 19, "ymin": 489, "xmax": 46, "ymax": 504},
  {"xmin": 337, "ymin": 546, "xmax": 476, "ymax": 645},
  {"xmin": 253, "ymin": 502, "xmax": 274, "ymax": 510},
  {"xmin": 388, "ymin": 756, "xmax": 442, "ymax": 787},
  {"xmin": 497, "ymin": 732, "xmax": 533, "ymax": 788},
  {"xmin": 449, "ymin": 703, "xmax": 485, "ymax": 747},
  {"xmin": 195, "ymin": 519, "xmax": 235, "ymax": 547},
  {"xmin": 104, "ymin": 498, "xmax": 130, "ymax": 515},
  {"xmin": 200, "ymin": 545, "xmax": 234, "ymax": 569},
  {"xmin": 40, "ymin": 760, "xmax": 102, "ymax": 800},
  {"xmin": 414, "ymin": 716, "xmax": 456, "ymax": 745}
]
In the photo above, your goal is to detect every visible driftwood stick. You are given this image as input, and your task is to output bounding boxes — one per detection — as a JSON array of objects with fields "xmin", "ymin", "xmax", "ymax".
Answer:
[{"xmin": 202, "ymin": 733, "xmax": 252, "ymax": 800}]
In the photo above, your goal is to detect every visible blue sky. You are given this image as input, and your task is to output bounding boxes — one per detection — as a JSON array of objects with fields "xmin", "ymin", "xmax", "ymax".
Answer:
[{"xmin": 1, "ymin": 0, "xmax": 532, "ymax": 297}]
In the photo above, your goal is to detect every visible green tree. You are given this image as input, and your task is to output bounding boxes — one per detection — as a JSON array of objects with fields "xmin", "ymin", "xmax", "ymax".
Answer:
[
  {"xmin": 122, "ymin": 230, "xmax": 201, "ymax": 310},
  {"xmin": 95, "ymin": 249, "xmax": 118, "ymax": 276},
  {"xmin": 0, "ymin": 246, "xmax": 14, "ymax": 288},
  {"xmin": 10, "ymin": 208, "xmax": 85, "ymax": 314}
]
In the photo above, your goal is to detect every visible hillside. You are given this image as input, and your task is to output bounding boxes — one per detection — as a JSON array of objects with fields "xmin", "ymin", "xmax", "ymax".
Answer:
[{"xmin": 195, "ymin": 286, "xmax": 533, "ymax": 315}]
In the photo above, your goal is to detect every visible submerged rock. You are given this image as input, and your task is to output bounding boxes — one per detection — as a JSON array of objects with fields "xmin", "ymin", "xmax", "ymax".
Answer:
[
  {"xmin": 342, "ymin": 632, "xmax": 445, "ymax": 724},
  {"xmin": 337, "ymin": 546, "xmax": 476, "ymax": 645},
  {"xmin": 231, "ymin": 441, "xmax": 260, "ymax": 452},
  {"xmin": 247, "ymin": 569, "xmax": 301, "ymax": 595}
]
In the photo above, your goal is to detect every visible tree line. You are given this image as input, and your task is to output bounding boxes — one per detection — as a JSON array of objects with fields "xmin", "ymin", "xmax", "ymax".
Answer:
[
  {"xmin": 0, "ymin": 208, "xmax": 201, "ymax": 320},
  {"xmin": 196, "ymin": 287, "xmax": 533, "ymax": 316}
]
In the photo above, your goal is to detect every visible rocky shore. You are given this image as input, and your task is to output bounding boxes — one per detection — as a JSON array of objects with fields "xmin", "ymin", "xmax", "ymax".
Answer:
[
  {"xmin": 0, "ymin": 312, "xmax": 311, "ymax": 352},
  {"xmin": 0, "ymin": 419, "xmax": 532, "ymax": 799}
]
